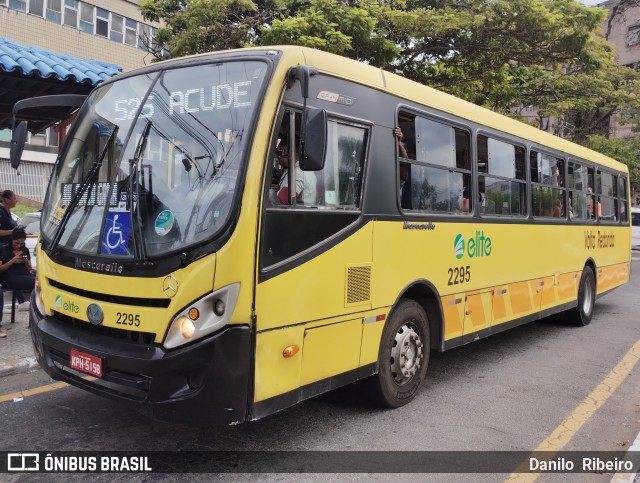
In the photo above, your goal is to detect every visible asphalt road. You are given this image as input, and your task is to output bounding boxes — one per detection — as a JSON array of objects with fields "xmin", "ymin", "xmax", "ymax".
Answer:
[{"xmin": 1, "ymin": 260, "xmax": 639, "ymax": 482}]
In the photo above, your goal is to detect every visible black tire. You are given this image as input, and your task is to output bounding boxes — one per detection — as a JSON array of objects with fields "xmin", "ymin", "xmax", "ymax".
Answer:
[
  {"xmin": 569, "ymin": 266, "xmax": 596, "ymax": 326},
  {"xmin": 368, "ymin": 299, "xmax": 430, "ymax": 408}
]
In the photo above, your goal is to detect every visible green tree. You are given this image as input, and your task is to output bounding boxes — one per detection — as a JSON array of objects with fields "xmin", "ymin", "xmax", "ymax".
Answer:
[
  {"xmin": 387, "ymin": 1, "xmax": 635, "ymax": 129},
  {"xmin": 140, "ymin": 0, "xmax": 399, "ymax": 64},
  {"xmin": 139, "ymin": 0, "xmax": 640, "ymax": 142},
  {"xmin": 584, "ymin": 135, "xmax": 640, "ymax": 204},
  {"xmin": 139, "ymin": 0, "xmax": 268, "ymax": 57},
  {"xmin": 258, "ymin": 0, "xmax": 399, "ymax": 66}
]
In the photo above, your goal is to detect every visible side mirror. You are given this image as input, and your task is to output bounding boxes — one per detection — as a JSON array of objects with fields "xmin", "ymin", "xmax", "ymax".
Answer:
[
  {"xmin": 10, "ymin": 121, "xmax": 28, "ymax": 169},
  {"xmin": 297, "ymin": 65, "xmax": 310, "ymax": 99},
  {"xmin": 300, "ymin": 109, "xmax": 327, "ymax": 171}
]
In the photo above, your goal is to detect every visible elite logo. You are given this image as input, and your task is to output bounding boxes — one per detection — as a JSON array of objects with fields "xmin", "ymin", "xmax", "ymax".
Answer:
[
  {"xmin": 55, "ymin": 295, "xmax": 80, "ymax": 314},
  {"xmin": 454, "ymin": 231, "xmax": 493, "ymax": 259}
]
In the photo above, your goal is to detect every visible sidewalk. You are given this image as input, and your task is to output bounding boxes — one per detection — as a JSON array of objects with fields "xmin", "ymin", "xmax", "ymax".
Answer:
[{"xmin": 0, "ymin": 296, "xmax": 39, "ymax": 377}]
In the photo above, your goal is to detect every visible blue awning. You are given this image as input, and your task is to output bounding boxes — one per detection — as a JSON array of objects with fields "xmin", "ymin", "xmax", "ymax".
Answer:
[
  {"xmin": 0, "ymin": 37, "xmax": 121, "ymax": 85},
  {"xmin": 0, "ymin": 38, "xmax": 123, "ymax": 131}
]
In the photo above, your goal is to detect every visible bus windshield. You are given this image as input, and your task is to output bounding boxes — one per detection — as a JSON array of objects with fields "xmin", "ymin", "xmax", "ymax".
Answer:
[{"xmin": 41, "ymin": 60, "xmax": 268, "ymax": 259}]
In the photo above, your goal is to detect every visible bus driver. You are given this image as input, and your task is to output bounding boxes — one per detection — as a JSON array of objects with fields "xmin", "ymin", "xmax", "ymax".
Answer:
[{"xmin": 270, "ymin": 141, "xmax": 317, "ymax": 206}]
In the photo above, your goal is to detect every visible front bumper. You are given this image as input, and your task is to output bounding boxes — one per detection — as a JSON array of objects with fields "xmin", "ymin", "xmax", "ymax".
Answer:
[{"xmin": 29, "ymin": 301, "xmax": 252, "ymax": 425}]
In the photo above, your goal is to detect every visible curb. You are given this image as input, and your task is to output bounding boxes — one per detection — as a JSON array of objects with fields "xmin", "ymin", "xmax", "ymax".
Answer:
[{"xmin": 0, "ymin": 356, "xmax": 38, "ymax": 377}]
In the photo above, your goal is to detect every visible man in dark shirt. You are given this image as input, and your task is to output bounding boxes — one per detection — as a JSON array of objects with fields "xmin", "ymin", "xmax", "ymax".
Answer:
[{"xmin": 0, "ymin": 190, "xmax": 18, "ymax": 247}]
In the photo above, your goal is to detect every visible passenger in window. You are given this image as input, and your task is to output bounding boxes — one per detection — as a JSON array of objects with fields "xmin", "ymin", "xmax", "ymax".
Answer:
[
  {"xmin": 587, "ymin": 187, "xmax": 602, "ymax": 219},
  {"xmin": 598, "ymin": 200, "xmax": 602, "ymax": 219},
  {"xmin": 270, "ymin": 141, "xmax": 317, "ymax": 206},
  {"xmin": 394, "ymin": 127, "xmax": 412, "ymax": 208},
  {"xmin": 553, "ymin": 162, "xmax": 563, "ymax": 187},
  {"xmin": 394, "ymin": 127, "xmax": 409, "ymax": 189},
  {"xmin": 462, "ymin": 185, "xmax": 470, "ymax": 213},
  {"xmin": 568, "ymin": 198, "xmax": 574, "ymax": 220},
  {"xmin": 395, "ymin": 127, "xmax": 408, "ymax": 159}
]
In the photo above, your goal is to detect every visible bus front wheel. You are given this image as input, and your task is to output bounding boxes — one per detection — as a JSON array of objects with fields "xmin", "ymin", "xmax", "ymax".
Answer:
[
  {"xmin": 369, "ymin": 299, "xmax": 430, "ymax": 408},
  {"xmin": 569, "ymin": 266, "xmax": 596, "ymax": 326}
]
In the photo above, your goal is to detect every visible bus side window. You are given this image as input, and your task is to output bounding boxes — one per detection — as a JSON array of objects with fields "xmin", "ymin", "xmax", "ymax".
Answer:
[
  {"xmin": 478, "ymin": 136, "xmax": 525, "ymax": 217},
  {"xmin": 398, "ymin": 113, "xmax": 471, "ymax": 215},
  {"xmin": 568, "ymin": 161, "xmax": 589, "ymax": 220},
  {"xmin": 261, "ymin": 117, "xmax": 368, "ymax": 267},
  {"xmin": 269, "ymin": 112, "xmax": 366, "ymax": 210},
  {"xmin": 531, "ymin": 151, "xmax": 565, "ymax": 218},
  {"xmin": 313, "ymin": 121, "xmax": 367, "ymax": 209},
  {"xmin": 597, "ymin": 170, "xmax": 618, "ymax": 222},
  {"xmin": 619, "ymin": 176, "xmax": 628, "ymax": 223}
]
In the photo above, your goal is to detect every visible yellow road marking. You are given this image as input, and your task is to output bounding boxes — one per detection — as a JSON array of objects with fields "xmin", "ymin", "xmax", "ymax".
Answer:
[
  {"xmin": 0, "ymin": 381, "xmax": 70, "ymax": 403},
  {"xmin": 0, "ymin": 376, "xmax": 96, "ymax": 404},
  {"xmin": 506, "ymin": 339, "xmax": 640, "ymax": 482}
]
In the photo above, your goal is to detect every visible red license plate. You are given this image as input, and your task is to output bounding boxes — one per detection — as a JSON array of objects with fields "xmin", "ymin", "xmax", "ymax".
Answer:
[{"xmin": 70, "ymin": 349, "xmax": 102, "ymax": 378}]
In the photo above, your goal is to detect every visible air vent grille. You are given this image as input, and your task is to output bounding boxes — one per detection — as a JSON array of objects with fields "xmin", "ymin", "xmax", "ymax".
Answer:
[{"xmin": 346, "ymin": 265, "xmax": 371, "ymax": 305}]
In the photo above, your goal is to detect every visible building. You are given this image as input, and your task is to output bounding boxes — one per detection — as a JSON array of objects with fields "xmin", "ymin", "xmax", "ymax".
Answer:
[
  {"xmin": 0, "ymin": 0, "xmax": 160, "ymax": 203},
  {"xmin": 598, "ymin": 0, "xmax": 640, "ymax": 139}
]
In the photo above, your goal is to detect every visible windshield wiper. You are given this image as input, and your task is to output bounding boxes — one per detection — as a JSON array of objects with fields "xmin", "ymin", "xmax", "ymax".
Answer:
[
  {"xmin": 129, "ymin": 120, "xmax": 152, "ymax": 264},
  {"xmin": 49, "ymin": 125, "xmax": 119, "ymax": 253}
]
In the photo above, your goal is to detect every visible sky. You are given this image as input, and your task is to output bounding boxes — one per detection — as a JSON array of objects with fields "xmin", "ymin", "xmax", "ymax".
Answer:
[{"xmin": 578, "ymin": 0, "xmax": 604, "ymax": 5}]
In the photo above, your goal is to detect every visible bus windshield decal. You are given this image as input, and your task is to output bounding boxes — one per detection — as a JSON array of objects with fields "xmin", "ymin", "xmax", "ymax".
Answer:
[{"xmin": 102, "ymin": 211, "xmax": 132, "ymax": 255}]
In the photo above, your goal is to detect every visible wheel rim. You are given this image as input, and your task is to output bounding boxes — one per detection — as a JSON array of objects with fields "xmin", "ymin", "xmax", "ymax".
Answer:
[
  {"xmin": 582, "ymin": 276, "xmax": 594, "ymax": 316},
  {"xmin": 390, "ymin": 322, "xmax": 424, "ymax": 385}
]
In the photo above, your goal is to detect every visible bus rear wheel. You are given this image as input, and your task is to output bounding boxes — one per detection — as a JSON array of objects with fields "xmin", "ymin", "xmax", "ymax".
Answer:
[
  {"xmin": 369, "ymin": 299, "xmax": 430, "ymax": 408},
  {"xmin": 569, "ymin": 266, "xmax": 596, "ymax": 326}
]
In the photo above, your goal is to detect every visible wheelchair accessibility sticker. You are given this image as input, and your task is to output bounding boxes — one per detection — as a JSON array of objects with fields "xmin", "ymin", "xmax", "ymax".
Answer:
[{"xmin": 102, "ymin": 211, "xmax": 131, "ymax": 255}]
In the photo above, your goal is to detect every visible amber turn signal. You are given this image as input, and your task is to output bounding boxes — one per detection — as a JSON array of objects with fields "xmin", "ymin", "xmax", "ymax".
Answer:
[{"xmin": 282, "ymin": 345, "xmax": 299, "ymax": 358}]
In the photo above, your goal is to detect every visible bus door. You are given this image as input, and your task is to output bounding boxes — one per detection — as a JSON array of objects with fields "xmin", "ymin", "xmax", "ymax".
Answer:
[{"xmin": 255, "ymin": 105, "xmax": 371, "ymax": 405}]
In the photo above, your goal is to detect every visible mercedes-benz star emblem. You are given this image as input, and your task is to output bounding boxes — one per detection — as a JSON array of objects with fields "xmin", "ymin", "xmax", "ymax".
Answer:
[
  {"xmin": 86, "ymin": 303, "xmax": 104, "ymax": 326},
  {"xmin": 162, "ymin": 276, "xmax": 179, "ymax": 298}
]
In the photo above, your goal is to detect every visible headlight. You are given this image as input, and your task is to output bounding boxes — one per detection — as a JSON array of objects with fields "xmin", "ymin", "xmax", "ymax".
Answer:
[
  {"xmin": 163, "ymin": 283, "xmax": 240, "ymax": 349},
  {"xmin": 178, "ymin": 317, "xmax": 195, "ymax": 339}
]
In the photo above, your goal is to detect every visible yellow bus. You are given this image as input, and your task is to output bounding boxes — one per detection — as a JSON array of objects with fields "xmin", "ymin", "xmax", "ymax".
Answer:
[{"xmin": 17, "ymin": 46, "xmax": 631, "ymax": 424}]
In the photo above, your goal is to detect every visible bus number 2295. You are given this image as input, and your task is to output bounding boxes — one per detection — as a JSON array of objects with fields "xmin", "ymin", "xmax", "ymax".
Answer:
[
  {"xmin": 116, "ymin": 312, "xmax": 141, "ymax": 327},
  {"xmin": 448, "ymin": 266, "xmax": 471, "ymax": 286}
]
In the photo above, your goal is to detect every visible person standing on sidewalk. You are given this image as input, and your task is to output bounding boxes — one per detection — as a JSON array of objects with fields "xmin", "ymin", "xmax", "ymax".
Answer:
[{"xmin": 0, "ymin": 190, "xmax": 19, "ymax": 246}]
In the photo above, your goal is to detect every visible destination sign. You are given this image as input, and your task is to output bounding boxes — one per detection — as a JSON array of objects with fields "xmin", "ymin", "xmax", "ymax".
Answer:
[{"xmin": 113, "ymin": 81, "xmax": 255, "ymax": 122}]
